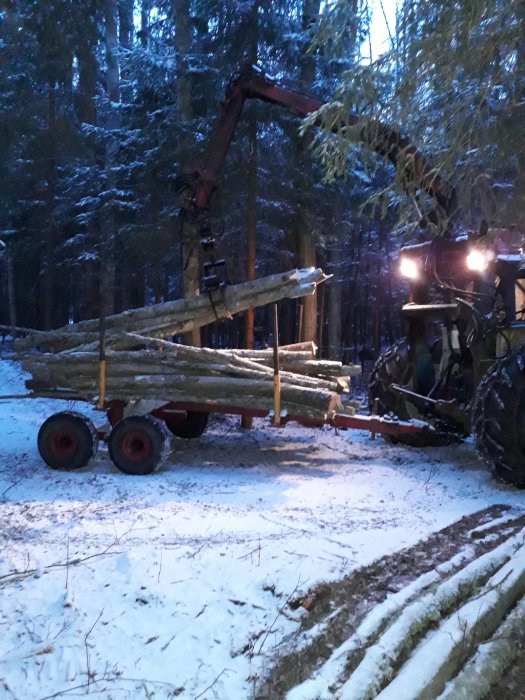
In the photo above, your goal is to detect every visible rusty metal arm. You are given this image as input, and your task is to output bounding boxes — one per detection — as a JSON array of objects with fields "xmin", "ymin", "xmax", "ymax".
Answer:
[{"xmin": 187, "ymin": 63, "xmax": 457, "ymax": 259}]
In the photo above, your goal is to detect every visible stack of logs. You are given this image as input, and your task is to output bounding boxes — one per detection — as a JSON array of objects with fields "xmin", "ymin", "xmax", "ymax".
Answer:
[
  {"xmin": 22, "ymin": 342, "xmax": 361, "ymax": 420},
  {"xmin": 15, "ymin": 268, "xmax": 361, "ymax": 421}
]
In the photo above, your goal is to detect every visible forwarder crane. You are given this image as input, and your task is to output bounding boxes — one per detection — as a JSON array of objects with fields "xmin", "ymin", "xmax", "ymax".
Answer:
[{"xmin": 179, "ymin": 63, "xmax": 457, "ymax": 290}]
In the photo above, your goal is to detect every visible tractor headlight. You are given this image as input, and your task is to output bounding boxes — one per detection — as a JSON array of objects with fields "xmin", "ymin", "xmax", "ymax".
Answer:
[
  {"xmin": 466, "ymin": 249, "xmax": 490, "ymax": 272},
  {"xmin": 399, "ymin": 256, "xmax": 420, "ymax": 280}
]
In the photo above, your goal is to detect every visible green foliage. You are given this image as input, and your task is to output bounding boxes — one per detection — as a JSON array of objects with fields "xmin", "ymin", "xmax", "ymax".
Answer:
[{"xmin": 309, "ymin": 0, "xmax": 525, "ymax": 235}]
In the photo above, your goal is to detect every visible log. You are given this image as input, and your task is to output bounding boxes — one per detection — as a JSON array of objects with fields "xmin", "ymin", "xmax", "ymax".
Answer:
[
  {"xmin": 249, "ymin": 359, "xmax": 362, "ymax": 378},
  {"xmin": 279, "ymin": 341, "xmax": 318, "ymax": 354},
  {"xmin": 22, "ymin": 345, "xmax": 351, "ymax": 393},
  {"xmin": 26, "ymin": 375, "xmax": 344, "ymax": 420},
  {"xmin": 23, "ymin": 353, "xmax": 346, "ymax": 393},
  {"xmin": 15, "ymin": 268, "xmax": 330, "ymax": 353}
]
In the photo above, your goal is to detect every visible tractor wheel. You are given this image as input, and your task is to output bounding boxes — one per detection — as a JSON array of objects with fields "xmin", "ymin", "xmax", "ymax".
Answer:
[
  {"xmin": 37, "ymin": 411, "xmax": 98, "ymax": 470},
  {"xmin": 108, "ymin": 415, "xmax": 168, "ymax": 475},
  {"xmin": 472, "ymin": 344, "xmax": 525, "ymax": 488},
  {"xmin": 163, "ymin": 410, "xmax": 209, "ymax": 439},
  {"xmin": 368, "ymin": 340, "xmax": 413, "ymax": 421},
  {"xmin": 368, "ymin": 340, "xmax": 450, "ymax": 447}
]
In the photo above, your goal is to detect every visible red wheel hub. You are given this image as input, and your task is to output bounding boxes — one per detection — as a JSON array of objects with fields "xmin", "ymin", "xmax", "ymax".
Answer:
[
  {"xmin": 49, "ymin": 431, "xmax": 77, "ymax": 458},
  {"xmin": 121, "ymin": 432, "xmax": 151, "ymax": 461}
]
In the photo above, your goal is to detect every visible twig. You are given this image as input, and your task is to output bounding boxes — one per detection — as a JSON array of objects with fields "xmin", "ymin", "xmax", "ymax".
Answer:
[
  {"xmin": 255, "ymin": 577, "xmax": 304, "ymax": 655},
  {"xmin": 1, "ymin": 549, "xmax": 120, "ymax": 587},
  {"xmin": 84, "ymin": 610, "xmax": 103, "ymax": 692},
  {"xmin": 38, "ymin": 675, "xmax": 179, "ymax": 700},
  {"xmin": 157, "ymin": 548, "xmax": 163, "ymax": 584},
  {"xmin": 194, "ymin": 668, "xmax": 230, "ymax": 699},
  {"xmin": 65, "ymin": 533, "xmax": 70, "ymax": 592},
  {"xmin": 1, "ymin": 529, "xmax": 132, "ymax": 587},
  {"xmin": 2, "ymin": 476, "xmax": 24, "ymax": 500},
  {"xmin": 238, "ymin": 540, "xmax": 262, "ymax": 565}
]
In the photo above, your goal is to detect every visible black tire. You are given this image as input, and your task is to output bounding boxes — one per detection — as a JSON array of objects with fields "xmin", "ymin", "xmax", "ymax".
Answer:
[
  {"xmin": 108, "ymin": 415, "xmax": 168, "ymax": 475},
  {"xmin": 164, "ymin": 410, "xmax": 209, "ymax": 439},
  {"xmin": 368, "ymin": 340, "xmax": 413, "ymax": 421},
  {"xmin": 368, "ymin": 340, "xmax": 451, "ymax": 447},
  {"xmin": 472, "ymin": 345, "xmax": 525, "ymax": 488},
  {"xmin": 37, "ymin": 411, "xmax": 98, "ymax": 470}
]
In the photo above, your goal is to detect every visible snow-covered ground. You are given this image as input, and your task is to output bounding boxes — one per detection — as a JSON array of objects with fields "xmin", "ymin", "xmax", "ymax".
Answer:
[{"xmin": 0, "ymin": 357, "xmax": 523, "ymax": 699}]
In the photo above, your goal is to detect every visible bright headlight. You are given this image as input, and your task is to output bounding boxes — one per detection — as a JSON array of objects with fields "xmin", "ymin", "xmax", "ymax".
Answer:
[
  {"xmin": 466, "ymin": 250, "xmax": 489, "ymax": 271},
  {"xmin": 399, "ymin": 256, "xmax": 420, "ymax": 280}
]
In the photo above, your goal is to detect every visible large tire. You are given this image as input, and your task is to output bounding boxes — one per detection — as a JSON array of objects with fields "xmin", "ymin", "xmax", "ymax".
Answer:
[
  {"xmin": 38, "ymin": 411, "xmax": 98, "ymax": 470},
  {"xmin": 368, "ymin": 340, "xmax": 413, "ymax": 421},
  {"xmin": 368, "ymin": 340, "xmax": 451, "ymax": 446},
  {"xmin": 472, "ymin": 345, "xmax": 525, "ymax": 488},
  {"xmin": 108, "ymin": 415, "xmax": 168, "ymax": 475},
  {"xmin": 163, "ymin": 410, "xmax": 209, "ymax": 439}
]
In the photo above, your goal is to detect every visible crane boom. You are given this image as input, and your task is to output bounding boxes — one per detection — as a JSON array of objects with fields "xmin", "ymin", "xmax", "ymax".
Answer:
[{"xmin": 182, "ymin": 63, "xmax": 457, "ymax": 285}]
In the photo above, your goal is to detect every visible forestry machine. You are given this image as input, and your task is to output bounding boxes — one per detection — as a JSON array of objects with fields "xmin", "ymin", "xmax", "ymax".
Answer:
[
  {"xmin": 182, "ymin": 63, "xmax": 525, "ymax": 488},
  {"xmin": 369, "ymin": 225, "xmax": 525, "ymax": 488}
]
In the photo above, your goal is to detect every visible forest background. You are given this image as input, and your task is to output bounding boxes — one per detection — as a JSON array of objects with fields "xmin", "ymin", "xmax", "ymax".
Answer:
[{"xmin": 0, "ymin": 0, "xmax": 523, "ymax": 364}]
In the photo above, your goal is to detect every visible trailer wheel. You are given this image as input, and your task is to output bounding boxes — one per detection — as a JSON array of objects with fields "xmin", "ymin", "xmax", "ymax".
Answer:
[
  {"xmin": 163, "ymin": 410, "xmax": 209, "ymax": 439},
  {"xmin": 108, "ymin": 415, "xmax": 168, "ymax": 475},
  {"xmin": 472, "ymin": 344, "xmax": 525, "ymax": 488},
  {"xmin": 37, "ymin": 411, "xmax": 98, "ymax": 470},
  {"xmin": 368, "ymin": 340, "xmax": 450, "ymax": 446}
]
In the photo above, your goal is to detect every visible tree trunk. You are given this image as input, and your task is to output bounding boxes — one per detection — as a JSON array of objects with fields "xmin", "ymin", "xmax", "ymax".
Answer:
[
  {"xmin": 295, "ymin": 0, "xmax": 321, "ymax": 343},
  {"xmin": 42, "ymin": 84, "xmax": 57, "ymax": 330},
  {"xmin": 241, "ymin": 2, "xmax": 259, "ymax": 428},
  {"xmin": 76, "ymin": 42, "xmax": 97, "ymax": 125},
  {"xmin": 327, "ymin": 236, "xmax": 342, "ymax": 360},
  {"xmin": 118, "ymin": 0, "xmax": 133, "ymax": 103},
  {"xmin": 119, "ymin": 0, "xmax": 133, "ymax": 49},
  {"xmin": 244, "ymin": 0, "xmax": 259, "ymax": 353},
  {"xmin": 6, "ymin": 244, "xmax": 17, "ymax": 338},
  {"xmin": 23, "ymin": 348, "xmax": 355, "ymax": 421},
  {"xmin": 245, "ymin": 115, "xmax": 257, "ymax": 351},
  {"xmin": 298, "ymin": 227, "xmax": 317, "ymax": 342},
  {"xmin": 140, "ymin": 0, "xmax": 150, "ymax": 47},
  {"xmin": 101, "ymin": 0, "xmax": 121, "ymax": 318},
  {"xmin": 174, "ymin": 0, "xmax": 200, "ymax": 347}
]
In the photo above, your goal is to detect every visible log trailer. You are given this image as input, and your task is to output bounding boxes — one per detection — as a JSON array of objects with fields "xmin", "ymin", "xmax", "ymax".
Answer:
[{"xmin": 11, "ymin": 65, "xmax": 525, "ymax": 484}]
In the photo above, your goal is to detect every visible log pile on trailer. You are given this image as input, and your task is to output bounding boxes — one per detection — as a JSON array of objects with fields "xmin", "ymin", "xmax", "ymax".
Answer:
[
  {"xmin": 22, "ymin": 342, "xmax": 361, "ymax": 421},
  {"xmin": 15, "ymin": 267, "xmax": 361, "ymax": 422}
]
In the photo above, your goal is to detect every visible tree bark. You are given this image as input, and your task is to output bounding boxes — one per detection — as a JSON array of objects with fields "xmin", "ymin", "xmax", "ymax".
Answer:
[
  {"xmin": 295, "ymin": 0, "xmax": 321, "ymax": 344},
  {"xmin": 327, "ymin": 236, "xmax": 342, "ymax": 360},
  {"xmin": 101, "ymin": 0, "xmax": 121, "ymax": 317},
  {"xmin": 140, "ymin": 0, "xmax": 150, "ymax": 47},
  {"xmin": 6, "ymin": 244, "xmax": 17, "ymax": 338},
  {"xmin": 298, "ymin": 226, "xmax": 317, "ymax": 342},
  {"xmin": 119, "ymin": 0, "xmax": 133, "ymax": 49},
  {"xmin": 174, "ymin": 0, "xmax": 201, "ymax": 347},
  {"xmin": 244, "ymin": 0, "xmax": 259, "ymax": 353}
]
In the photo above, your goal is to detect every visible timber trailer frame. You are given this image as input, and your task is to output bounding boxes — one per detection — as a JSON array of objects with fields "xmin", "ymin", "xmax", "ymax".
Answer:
[{"xmin": 7, "ymin": 389, "xmax": 427, "ymax": 475}]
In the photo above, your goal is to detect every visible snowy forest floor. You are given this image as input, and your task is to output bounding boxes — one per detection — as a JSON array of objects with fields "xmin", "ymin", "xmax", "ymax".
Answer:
[{"xmin": 0, "ymin": 358, "xmax": 524, "ymax": 700}]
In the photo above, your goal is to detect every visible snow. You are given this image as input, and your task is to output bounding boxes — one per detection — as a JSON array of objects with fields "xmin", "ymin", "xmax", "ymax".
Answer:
[{"xmin": 0, "ymin": 357, "xmax": 523, "ymax": 699}]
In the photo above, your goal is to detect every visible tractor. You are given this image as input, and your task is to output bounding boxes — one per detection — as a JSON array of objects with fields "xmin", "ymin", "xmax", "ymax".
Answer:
[{"xmin": 369, "ymin": 226, "xmax": 525, "ymax": 487}]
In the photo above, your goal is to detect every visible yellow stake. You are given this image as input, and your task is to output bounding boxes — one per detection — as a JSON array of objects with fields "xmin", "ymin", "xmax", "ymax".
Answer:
[{"xmin": 272, "ymin": 303, "xmax": 281, "ymax": 427}]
